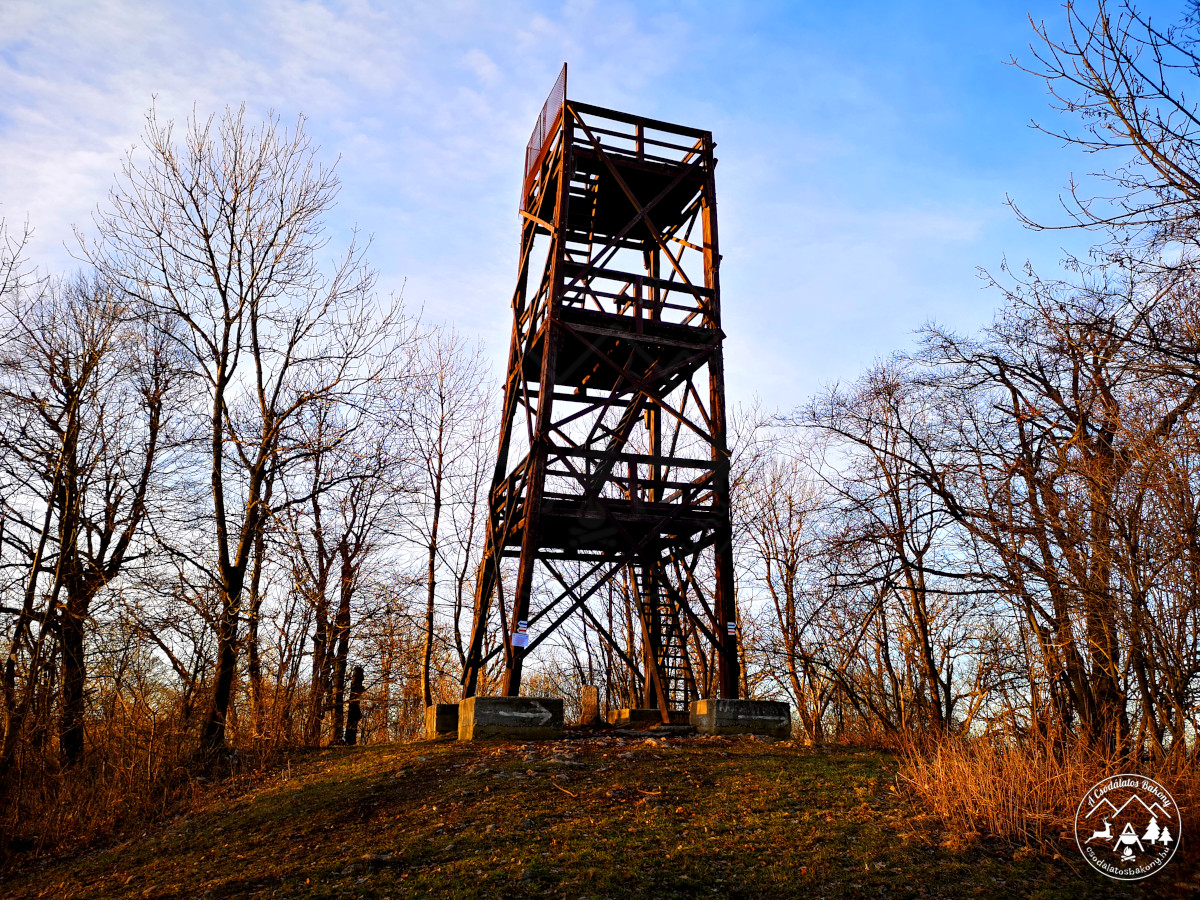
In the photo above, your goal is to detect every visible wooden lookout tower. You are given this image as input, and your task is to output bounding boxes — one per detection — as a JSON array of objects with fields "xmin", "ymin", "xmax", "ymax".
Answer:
[{"xmin": 461, "ymin": 66, "xmax": 740, "ymax": 720}]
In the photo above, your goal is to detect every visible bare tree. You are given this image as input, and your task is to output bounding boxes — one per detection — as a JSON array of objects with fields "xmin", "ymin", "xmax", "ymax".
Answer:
[
  {"xmin": 1020, "ymin": 0, "xmax": 1200, "ymax": 246},
  {"xmin": 406, "ymin": 326, "xmax": 491, "ymax": 707},
  {"xmin": 740, "ymin": 440, "xmax": 836, "ymax": 741},
  {"xmin": 0, "ymin": 274, "xmax": 173, "ymax": 770},
  {"xmin": 87, "ymin": 105, "xmax": 399, "ymax": 752},
  {"xmin": 918, "ymin": 259, "xmax": 1200, "ymax": 752},
  {"xmin": 805, "ymin": 366, "xmax": 987, "ymax": 735},
  {"xmin": 285, "ymin": 396, "xmax": 410, "ymax": 745},
  {"xmin": 0, "ymin": 217, "xmax": 31, "ymax": 302}
]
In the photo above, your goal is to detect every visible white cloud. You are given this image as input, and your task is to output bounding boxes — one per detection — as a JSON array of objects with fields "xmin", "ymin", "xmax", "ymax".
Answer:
[{"xmin": 0, "ymin": 0, "xmax": 1098, "ymax": 412}]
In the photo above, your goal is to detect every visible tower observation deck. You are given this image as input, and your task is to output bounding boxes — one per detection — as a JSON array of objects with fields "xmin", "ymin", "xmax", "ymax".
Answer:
[{"xmin": 461, "ymin": 65, "xmax": 740, "ymax": 720}]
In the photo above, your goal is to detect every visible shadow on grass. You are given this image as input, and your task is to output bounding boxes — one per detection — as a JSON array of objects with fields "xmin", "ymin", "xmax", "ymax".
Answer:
[{"xmin": 1, "ymin": 739, "xmax": 1181, "ymax": 899}]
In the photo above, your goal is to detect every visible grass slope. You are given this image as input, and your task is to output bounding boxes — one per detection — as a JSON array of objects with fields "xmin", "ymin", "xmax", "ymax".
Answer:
[{"xmin": 2, "ymin": 734, "xmax": 1190, "ymax": 899}]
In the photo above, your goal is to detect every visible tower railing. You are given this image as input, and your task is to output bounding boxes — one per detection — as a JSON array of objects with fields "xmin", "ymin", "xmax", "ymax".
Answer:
[{"xmin": 521, "ymin": 64, "xmax": 567, "ymax": 209}]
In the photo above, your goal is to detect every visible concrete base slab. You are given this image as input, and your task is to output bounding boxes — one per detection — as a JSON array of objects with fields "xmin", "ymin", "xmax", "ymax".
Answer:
[
  {"xmin": 458, "ymin": 696, "xmax": 564, "ymax": 741},
  {"xmin": 690, "ymin": 699, "xmax": 791, "ymax": 738},
  {"xmin": 424, "ymin": 703, "xmax": 459, "ymax": 741},
  {"xmin": 611, "ymin": 724, "xmax": 696, "ymax": 738},
  {"xmin": 607, "ymin": 708, "xmax": 690, "ymax": 727}
]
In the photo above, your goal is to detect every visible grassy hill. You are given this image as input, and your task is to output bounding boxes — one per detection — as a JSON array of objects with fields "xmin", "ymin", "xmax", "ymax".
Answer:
[{"xmin": 1, "ymin": 732, "xmax": 1188, "ymax": 899}]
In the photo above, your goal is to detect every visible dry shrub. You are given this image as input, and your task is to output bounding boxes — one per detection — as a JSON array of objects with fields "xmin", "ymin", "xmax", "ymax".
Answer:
[
  {"xmin": 826, "ymin": 724, "xmax": 903, "ymax": 751},
  {"xmin": 900, "ymin": 735, "xmax": 1200, "ymax": 855},
  {"xmin": 0, "ymin": 701, "xmax": 285, "ymax": 861},
  {"xmin": 0, "ymin": 670, "xmax": 419, "ymax": 860},
  {"xmin": 2, "ymin": 725, "xmax": 188, "ymax": 858}
]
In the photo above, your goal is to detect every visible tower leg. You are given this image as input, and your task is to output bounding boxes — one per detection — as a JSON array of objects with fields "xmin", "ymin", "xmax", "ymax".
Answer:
[
  {"xmin": 703, "ymin": 138, "xmax": 740, "ymax": 701},
  {"xmin": 501, "ymin": 321, "xmax": 562, "ymax": 696},
  {"xmin": 640, "ymin": 562, "xmax": 661, "ymax": 709},
  {"xmin": 713, "ymin": 528, "xmax": 740, "ymax": 699},
  {"xmin": 501, "ymin": 539, "xmax": 538, "ymax": 696},
  {"xmin": 461, "ymin": 551, "xmax": 499, "ymax": 698}
]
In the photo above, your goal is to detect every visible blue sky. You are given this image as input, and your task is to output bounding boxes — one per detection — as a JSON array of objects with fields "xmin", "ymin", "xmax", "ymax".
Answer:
[{"xmin": 0, "ymin": 0, "xmax": 1185, "ymax": 410}]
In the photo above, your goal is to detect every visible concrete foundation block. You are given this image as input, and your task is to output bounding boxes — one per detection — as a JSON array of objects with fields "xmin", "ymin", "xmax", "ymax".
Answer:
[
  {"xmin": 579, "ymin": 685, "xmax": 601, "ymax": 725},
  {"xmin": 690, "ymin": 699, "xmax": 791, "ymax": 738},
  {"xmin": 607, "ymin": 708, "xmax": 690, "ymax": 727},
  {"xmin": 424, "ymin": 703, "xmax": 459, "ymax": 741},
  {"xmin": 457, "ymin": 696, "xmax": 564, "ymax": 741}
]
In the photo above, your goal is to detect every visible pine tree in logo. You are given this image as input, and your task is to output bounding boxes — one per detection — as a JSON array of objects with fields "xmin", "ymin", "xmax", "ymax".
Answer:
[{"xmin": 1143, "ymin": 817, "xmax": 1161, "ymax": 845}]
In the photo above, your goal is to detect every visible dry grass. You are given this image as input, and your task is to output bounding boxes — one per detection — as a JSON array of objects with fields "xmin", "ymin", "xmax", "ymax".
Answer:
[
  {"xmin": 0, "ymin": 721, "xmax": 282, "ymax": 858},
  {"xmin": 2, "ymin": 735, "xmax": 1181, "ymax": 899},
  {"xmin": 899, "ymin": 736, "xmax": 1200, "ymax": 855},
  {"xmin": 6, "ymin": 727, "xmax": 1199, "ymax": 897}
]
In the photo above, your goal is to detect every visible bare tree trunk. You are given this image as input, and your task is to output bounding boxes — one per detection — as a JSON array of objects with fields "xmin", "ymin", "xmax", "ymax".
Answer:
[
  {"xmin": 202, "ymin": 587, "xmax": 244, "ymax": 750},
  {"xmin": 344, "ymin": 666, "xmax": 364, "ymax": 745},
  {"xmin": 330, "ymin": 549, "xmax": 355, "ymax": 742},
  {"xmin": 380, "ymin": 642, "xmax": 393, "ymax": 741},
  {"xmin": 422, "ymin": 471, "xmax": 443, "ymax": 708},
  {"xmin": 306, "ymin": 599, "xmax": 333, "ymax": 745},
  {"xmin": 246, "ymin": 528, "xmax": 267, "ymax": 740},
  {"xmin": 58, "ymin": 603, "xmax": 87, "ymax": 765}
]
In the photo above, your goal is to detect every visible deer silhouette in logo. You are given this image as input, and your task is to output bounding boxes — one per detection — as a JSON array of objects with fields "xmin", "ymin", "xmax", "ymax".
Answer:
[{"xmin": 1086, "ymin": 818, "xmax": 1113, "ymax": 843}]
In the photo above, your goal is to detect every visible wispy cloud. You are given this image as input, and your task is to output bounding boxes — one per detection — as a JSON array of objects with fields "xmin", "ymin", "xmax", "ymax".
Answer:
[{"xmin": 0, "ymin": 0, "xmax": 1103, "ymax": 408}]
